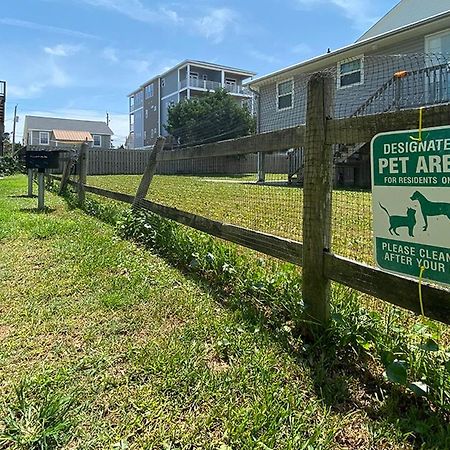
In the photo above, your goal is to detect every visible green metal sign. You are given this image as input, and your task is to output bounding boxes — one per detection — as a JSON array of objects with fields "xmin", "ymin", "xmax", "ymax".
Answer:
[{"xmin": 371, "ymin": 126, "xmax": 450, "ymax": 286}]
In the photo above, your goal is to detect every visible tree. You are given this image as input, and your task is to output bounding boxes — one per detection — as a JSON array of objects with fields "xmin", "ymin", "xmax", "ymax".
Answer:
[{"xmin": 165, "ymin": 89, "xmax": 255, "ymax": 146}]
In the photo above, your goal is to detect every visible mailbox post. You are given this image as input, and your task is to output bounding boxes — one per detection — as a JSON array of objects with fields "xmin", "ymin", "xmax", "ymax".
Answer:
[
  {"xmin": 27, "ymin": 169, "xmax": 34, "ymax": 197},
  {"xmin": 37, "ymin": 169, "xmax": 45, "ymax": 210},
  {"xmin": 25, "ymin": 150, "xmax": 61, "ymax": 211}
]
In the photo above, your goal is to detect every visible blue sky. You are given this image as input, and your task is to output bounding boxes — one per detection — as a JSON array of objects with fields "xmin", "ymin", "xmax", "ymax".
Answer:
[{"xmin": 1, "ymin": 0, "xmax": 399, "ymax": 145}]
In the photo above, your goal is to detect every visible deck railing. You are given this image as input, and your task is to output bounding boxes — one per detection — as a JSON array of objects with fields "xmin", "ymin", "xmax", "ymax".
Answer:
[{"xmin": 352, "ymin": 63, "xmax": 450, "ymax": 117}]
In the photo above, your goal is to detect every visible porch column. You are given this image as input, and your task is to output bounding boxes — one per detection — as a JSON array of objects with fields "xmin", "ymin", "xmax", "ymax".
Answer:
[{"xmin": 187, "ymin": 64, "xmax": 191, "ymax": 99}]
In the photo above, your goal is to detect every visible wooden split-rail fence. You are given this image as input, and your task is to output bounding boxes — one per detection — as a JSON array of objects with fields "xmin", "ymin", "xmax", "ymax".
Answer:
[{"xmin": 49, "ymin": 74, "xmax": 450, "ymax": 327}]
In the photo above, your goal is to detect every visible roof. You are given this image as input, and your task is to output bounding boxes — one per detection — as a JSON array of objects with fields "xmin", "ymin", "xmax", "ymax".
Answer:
[
  {"xmin": 248, "ymin": 9, "xmax": 450, "ymax": 89},
  {"xmin": 128, "ymin": 59, "xmax": 256, "ymax": 97},
  {"xmin": 52, "ymin": 130, "xmax": 93, "ymax": 142},
  {"xmin": 358, "ymin": 0, "xmax": 450, "ymax": 42},
  {"xmin": 24, "ymin": 116, "xmax": 113, "ymax": 135}
]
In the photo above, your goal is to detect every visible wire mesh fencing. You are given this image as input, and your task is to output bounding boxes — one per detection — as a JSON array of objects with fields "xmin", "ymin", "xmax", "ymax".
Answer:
[{"xmin": 76, "ymin": 53, "xmax": 450, "ymax": 268}]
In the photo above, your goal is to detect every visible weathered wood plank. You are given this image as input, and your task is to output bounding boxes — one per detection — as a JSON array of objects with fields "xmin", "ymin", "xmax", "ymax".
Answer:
[
  {"xmin": 138, "ymin": 199, "xmax": 303, "ymax": 265},
  {"xmin": 133, "ymin": 136, "xmax": 165, "ymax": 207},
  {"xmin": 324, "ymin": 253, "xmax": 450, "ymax": 325},
  {"xmin": 157, "ymin": 126, "xmax": 306, "ymax": 162},
  {"xmin": 327, "ymin": 103, "xmax": 450, "ymax": 144},
  {"xmin": 59, "ymin": 157, "xmax": 75, "ymax": 194},
  {"xmin": 78, "ymin": 142, "xmax": 89, "ymax": 204},
  {"xmin": 302, "ymin": 74, "xmax": 334, "ymax": 324}
]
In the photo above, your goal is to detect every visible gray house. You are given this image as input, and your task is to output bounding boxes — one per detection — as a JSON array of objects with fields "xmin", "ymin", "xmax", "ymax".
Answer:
[
  {"xmin": 128, "ymin": 60, "xmax": 255, "ymax": 149},
  {"xmin": 23, "ymin": 116, "xmax": 113, "ymax": 149},
  {"xmin": 248, "ymin": 0, "xmax": 450, "ymax": 187}
]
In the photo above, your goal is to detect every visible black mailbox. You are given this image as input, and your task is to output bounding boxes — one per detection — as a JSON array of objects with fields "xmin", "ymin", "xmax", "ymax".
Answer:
[{"xmin": 25, "ymin": 150, "xmax": 61, "ymax": 170}]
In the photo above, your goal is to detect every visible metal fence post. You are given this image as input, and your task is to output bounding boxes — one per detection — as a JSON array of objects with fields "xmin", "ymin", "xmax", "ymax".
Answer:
[
  {"xmin": 302, "ymin": 73, "xmax": 335, "ymax": 325},
  {"xmin": 78, "ymin": 142, "xmax": 89, "ymax": 204}
]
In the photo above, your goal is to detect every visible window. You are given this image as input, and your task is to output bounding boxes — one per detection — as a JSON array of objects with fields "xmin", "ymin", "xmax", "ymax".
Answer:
[
  {"xmin": 338, "ymin": 56, "xmax": 364, "ymax": 88},
  {"xmin": 225, "ymin": 78, "xmax": 236, "ymax": 86},
  {"xmin": 277, "ymin": 79, "xmax": 293, "ymax": 110},
  {"xmin": 161, "ymin": 78, "xmax": 166, "ymax": 87},
  {"xmin": 145, "ymin": 83, "xmax": 154, "ymax": 98},
  {"xmin": 93, "ymin": 135, "xmax": 101, "ymax": 147},
  {"xmin": 203, "ymin": 74, "xmax": 208, "ymax": 81},
  {"xmin": 39, "ymin": 131, "xmax": 49, "ymax": 145},
  {"xmin": 190, "ymin": 72, "xmax": 199, "ymax": 80}
]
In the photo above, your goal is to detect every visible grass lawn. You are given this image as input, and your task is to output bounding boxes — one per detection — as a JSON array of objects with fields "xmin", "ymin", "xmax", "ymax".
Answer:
[
  {"xmin": 0, "ymin": 175, "xmax": 449, "ymax": 449},
  {"xmin": 87, "ymin": 174, "xmax": 374, "ymax": 265}
]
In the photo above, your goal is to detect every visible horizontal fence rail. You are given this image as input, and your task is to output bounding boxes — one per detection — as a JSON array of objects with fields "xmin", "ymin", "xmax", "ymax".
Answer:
[
  {"xmin": 44, "ymin": 80, "xmax": 450, "ymax": 328},
  {"xmin": 48, "ymin": 174, "xmax": 450, "ymax": 326}
]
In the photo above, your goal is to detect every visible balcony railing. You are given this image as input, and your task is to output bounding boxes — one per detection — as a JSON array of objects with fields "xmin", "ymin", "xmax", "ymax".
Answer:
[{"xmin": 179, "ymin": 78, "xmax": 252, "ymax": 96}]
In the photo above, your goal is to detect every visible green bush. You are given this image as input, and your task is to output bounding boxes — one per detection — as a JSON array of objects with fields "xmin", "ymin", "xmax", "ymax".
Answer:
[{"xmin": 0, "ymin": 156, "xmax": 21, "ymax": 176}]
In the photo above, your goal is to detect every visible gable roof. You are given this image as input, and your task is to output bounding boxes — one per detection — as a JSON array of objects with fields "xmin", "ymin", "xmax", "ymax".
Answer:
[
  {"xmin": 24, "ymin": 116, "xmax": 113, "ymax": 135},
  {"xmin": 247, "ymin": 10, "xmax": 450, "ymax": 89},
  {"xmin": 358, "ymin": 0, "xmax": 450, "ymax": 41}
]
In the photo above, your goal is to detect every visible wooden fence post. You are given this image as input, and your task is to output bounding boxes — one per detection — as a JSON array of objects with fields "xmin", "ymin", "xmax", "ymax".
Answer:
[
  {"xmin": 257, "ymin": 152, "xmax": 265, "ymax": 183},
  {"xmin": 59, "ymin": 155, "xmax": 75, "ymax": 194},
  {"xmin": 133, "ymin": 136, "xmax": 166, "ymax": 208},
  {"xmin": 302, "ymin": 73, "xmax": 335, "ymax": 325},
  {"xmin": 78, "ymin": 142, "xmax": 89, "ymax": 204}
]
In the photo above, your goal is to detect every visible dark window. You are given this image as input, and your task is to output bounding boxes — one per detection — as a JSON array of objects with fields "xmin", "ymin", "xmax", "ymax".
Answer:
[{"xmin": 277, "ymin": 80, "xmax": 293, "ymax": 110}]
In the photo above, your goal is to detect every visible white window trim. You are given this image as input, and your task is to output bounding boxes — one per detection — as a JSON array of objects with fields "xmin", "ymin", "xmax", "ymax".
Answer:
[
  {"xmin": 337, "ymin": 55, "xmax": 364, "ymax": 89},
  {"xmin": 145, "ymin": 83, "xmax": 154, "ymax": 98},
  {"xmin": 225, "ymin": 77, "xmax": 237, "ymax": 85},
  {"xmin": 190, "ymin": 71, "xmax": 199, "ymax": 79},
  {"xmin": 93, "ymin": 134, "xmax": 102, "ymax": 147},
  {"xmin": 202, "ymin": 74, "xmax": 208, "ymax": 81},
  {"xmin": 39, "ymin": 131, "xmax": 49, "ymax": 145},
  {"xmin": 276, "ymin": 78, "xmax": 294, "ymax": 112}
]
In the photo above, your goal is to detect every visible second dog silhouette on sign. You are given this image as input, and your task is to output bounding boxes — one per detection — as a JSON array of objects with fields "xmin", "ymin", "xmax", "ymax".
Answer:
[{"xmin": 379, "ymin": 203, "xmax": 417, "ymax": 237}]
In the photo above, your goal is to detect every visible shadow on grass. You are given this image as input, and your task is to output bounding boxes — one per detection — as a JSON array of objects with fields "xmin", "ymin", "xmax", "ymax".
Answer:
[
  {"xmin": 19, "ymin": 207, "xmax": 56, "ymax": 214},
  {"xmin": 8, "ymin": 194, "xmax": 37, "ymax": 198},
  {"xmin": 54, "ymin": 186, "xmax": 449, "ymax": 448}
]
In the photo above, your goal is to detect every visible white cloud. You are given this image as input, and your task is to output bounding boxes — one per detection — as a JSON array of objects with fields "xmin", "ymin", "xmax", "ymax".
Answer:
[
  {"xmin": 80, "ymin": 0, "xmax": 180, "ymax": 24},
  {"xmin": 195, "ymin": 8, "xmax": 238, "ymax": 44},
  {"xmin": 0, "ymin": 18, "xmax": 99, "ymax": 39},
  {"xmin": 9, "ymin": 61, "xmax": 71, "ymax": 99},
  {"xmin": 295, "ymin": 0, "xmax": 379, "ymax": 30},
  {"xmin": 247, "ymin": 49, "xmax": 280, "ymax": 65},
  {"xmin": 44, "ymin": 44, "xmax": 81, "ymax": 57},
  {"xmin": 102, "ymin": 47, "xmax": 119, "ymax": 63},
  {"xmin": 80, "ymin": 1, "xmax": 239, "ymax": 43},
  {"xmin": 291, "ymin": 42, "xmax": 314, "ymax": 56}
]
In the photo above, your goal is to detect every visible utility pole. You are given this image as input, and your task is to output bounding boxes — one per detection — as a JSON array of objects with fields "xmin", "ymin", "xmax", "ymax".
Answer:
[{"xmin": 12, "ymin": 104, "xmax": 18, "ymax": 155}]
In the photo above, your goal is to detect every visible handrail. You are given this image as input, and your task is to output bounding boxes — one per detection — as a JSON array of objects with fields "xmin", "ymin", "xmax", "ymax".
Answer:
[{"xmin": 351, "ymin": 62, "xmax": 450, "ymax": 118}]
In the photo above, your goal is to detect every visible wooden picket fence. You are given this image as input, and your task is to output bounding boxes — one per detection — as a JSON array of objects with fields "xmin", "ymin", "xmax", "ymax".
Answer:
[{"xmin": 49, "ymin": 74, "xmax": 450, "ymax": 327}]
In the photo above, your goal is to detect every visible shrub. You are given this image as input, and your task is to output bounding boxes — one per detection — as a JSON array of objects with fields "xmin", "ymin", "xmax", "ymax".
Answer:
[{"xmin": 0, "ymin": 156, "xmax": 21, "ymax": 176}]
